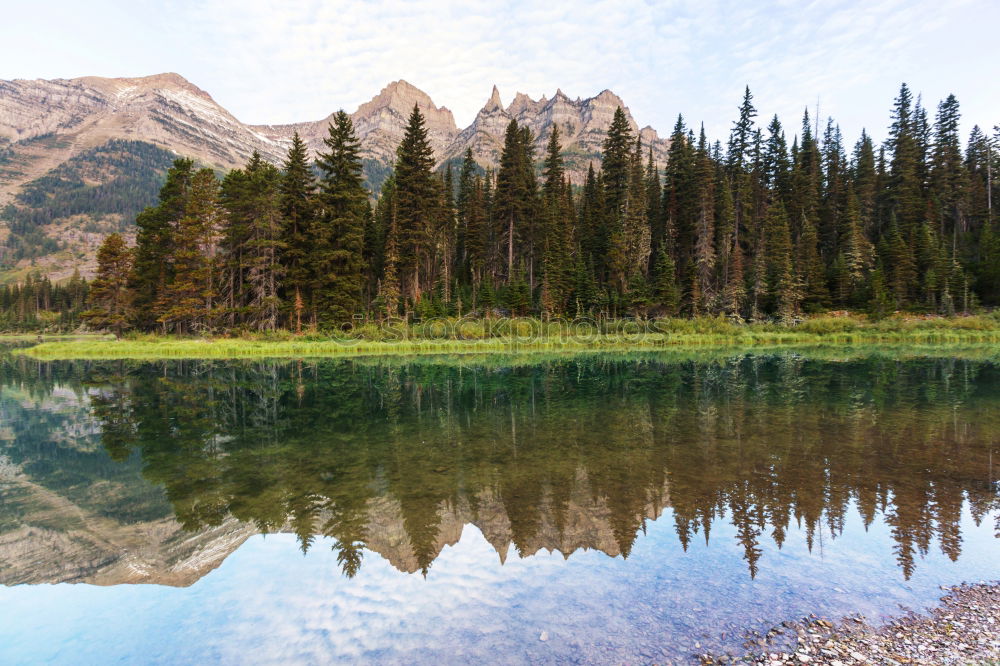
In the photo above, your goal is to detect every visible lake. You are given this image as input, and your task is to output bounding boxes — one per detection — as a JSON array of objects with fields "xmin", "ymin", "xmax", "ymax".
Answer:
[{"xmin": 1, "ymin": 348, "xmax": 998, "ymax": 664}]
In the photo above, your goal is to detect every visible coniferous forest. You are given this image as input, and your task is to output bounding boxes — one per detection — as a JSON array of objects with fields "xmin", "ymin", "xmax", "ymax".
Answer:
[{"xmin": 67, "ymin": 85, "xmax": 1000, "ymax": 334}]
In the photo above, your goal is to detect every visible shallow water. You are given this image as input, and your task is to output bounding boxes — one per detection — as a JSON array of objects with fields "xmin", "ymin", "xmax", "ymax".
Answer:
[{"xmin": 0, "ymin": 350, "xmax": 998, "ymax": 664}]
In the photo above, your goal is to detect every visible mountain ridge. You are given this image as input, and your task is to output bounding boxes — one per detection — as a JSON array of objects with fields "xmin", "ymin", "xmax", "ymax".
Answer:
[
  {"xmin": 1, "ymin": 72, "xmax": 667, "ymax": 183},
  {"xmin": 0, "ymin": 72, "xmax": 668, "ymax": 281}
]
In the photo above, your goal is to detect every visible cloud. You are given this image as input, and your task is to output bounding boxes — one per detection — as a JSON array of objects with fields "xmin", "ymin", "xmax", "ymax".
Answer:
[{"xmin": 5, "ymin": 0, "xmax": 999, "ymax": 146}]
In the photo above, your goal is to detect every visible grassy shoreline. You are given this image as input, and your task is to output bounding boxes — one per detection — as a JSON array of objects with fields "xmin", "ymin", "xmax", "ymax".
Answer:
[{"xmin": 11, "ymin": 314, "xmax": 1000, "ymax": 360}]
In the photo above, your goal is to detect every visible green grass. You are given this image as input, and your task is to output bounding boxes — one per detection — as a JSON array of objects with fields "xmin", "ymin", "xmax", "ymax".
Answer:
[
  {"xmin": 13, "ymin": 314, "xmax": 1000, "ymax": 360},
  {"xmin": 0, "ymin": 333, "xmax": 112, "ymax": 343}
]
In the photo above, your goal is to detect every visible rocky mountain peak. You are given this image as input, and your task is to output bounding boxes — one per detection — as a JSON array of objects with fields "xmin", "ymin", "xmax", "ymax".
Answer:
[
  {"xmin": 76, "ymin": 72, "xmax": 214, "ymax": 102},
  {"xmin": 484, "ymin": 85, "xmax": 504, "ymax": 113},
  {"xmin": 508, "ymin": 92, "xmax": 544, "ymax": 117},
  {"xmin": 593, "ymin": 89, "xmax": 624, "ymax": 105},
  {"xmin": 442, "ymin": 85, "xmax": 669, "ymax": 182},
  {"xmin": 355, "ymin": 79, "xmax": 455, "ymax": 127}
]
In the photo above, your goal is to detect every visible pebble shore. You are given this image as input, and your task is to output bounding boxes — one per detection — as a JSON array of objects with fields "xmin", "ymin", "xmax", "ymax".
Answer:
[{"xmin": 701, "ymin": 582, "xmax": 1000, "ymax": 665}]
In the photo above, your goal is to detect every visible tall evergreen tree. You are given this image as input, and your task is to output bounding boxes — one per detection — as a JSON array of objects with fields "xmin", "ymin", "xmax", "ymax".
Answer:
[
  {"xmin": 930, "ymin": 94, "xmax": 965, "ymax": 248},
  {"xmin": 129, "ymin": 158, "xmax": 194, "ymax": 329},
  {"xmin": 494, "ymin": 120, "xmax": 539, "ymax": 284},
  {"xmin": 886, "ymin": 83, "xmax": 925, "ymax": 238},
  {"xmin": 279, "ymin": 131, "xmax": 316, "ymax": 331},
  {"xmin": 83, "ymin": 233, "xmax": 133, "ymax": 337},
  {"xmin": 602, "ymin": 107, "xmax": 635, "ymax": 219},
  {"xmin": 394, "ymin": 104, "xmax": 442, "ymax": 305},
  {"xmin": 540, "ymin": 126, "xmax": 572, "ymax": 314},
  {"xmin": 314, "ymin": 111, "xmax": 368, "ymax": 325},
  {"xmin": 157, "ymin": 168, "xmax": 221, "ymax": 334}
]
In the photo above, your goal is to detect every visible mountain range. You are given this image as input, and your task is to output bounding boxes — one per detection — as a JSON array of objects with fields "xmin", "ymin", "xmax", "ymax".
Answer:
[{"xmin": 0, "ymin": 73, "xmax": 666, "ymax": 282}]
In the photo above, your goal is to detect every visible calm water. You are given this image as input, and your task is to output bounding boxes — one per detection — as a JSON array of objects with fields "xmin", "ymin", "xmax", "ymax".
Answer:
[{"xmin": 1, "ymin": 348, "xmax": 998, "ymax": 664}]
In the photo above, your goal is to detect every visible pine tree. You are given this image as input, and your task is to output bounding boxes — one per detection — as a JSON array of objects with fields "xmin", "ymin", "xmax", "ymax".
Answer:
[
  {"xmin": 602, "ymin": 107, "xmax": 634, "ymax": 218},
  {"xmin": 762, "ymin": 115, "xmax": 790, "ymax": 197},
  {"xmin": 245, "ymin": 156, "xmax": 285, "ymax": 330},
  {"xmin": 839, "ymin": 186, "xmax": 874, "ymax": 304},
  {"xmin": 105, "ymin": 81, "xmax": 1000, "ymax": 330},
  {"xmin": 394, "ymin": 104, "xmax": 441, "ymax": 305},
  {"xmin": 83, "ymin": 233, "xmax": 133, "ymax": 337},
  {"xmin": 465, "ymin": 175, "xmax": 489, "ymax": 286},
  {"xmin": 884, "ymin": 218, "xmax": 917, "ymax": 305},
  {"xmin": 494, "ymin": 120, "xmax": 539, "ymax": 284},
  {"xmin": 797, "ymin": 214, "xmax": 829, "ymax": 310},
  {"xmin": 129, "ymin": 158, "xmax": 194, "ymax": 329},
  {"xmin": 762, "ymin": 201, "xmax": 799, "ymax": 318},
  {"xmin": 693, "ymin": 126, "xmax": 716, "ymax": 311},
  {"xmin": 379, "ymin": 202, "xmax": 401, "ymax": 319},
  {"xmin": 477, "ymin": 277, "xmax": 497, "ymax": 315},
  {"xmin": 852, "ymin": 130, "xmax": 878, "ymax": 236},
  {"xmin": 455, "ymin": 148, "xmax": 478, "ymax": 281},
  {"xmin": 820, "ymin": 119, "xmax": 848, "ymax": 259},
  {"xmin": 662, "ymin": 115, "xmax": 696, "ymax": 291},
  {"xmin": 218, "ymin": 153, "xmax": 284, "ymax": 331},
  {"xmin": 886, "ymin": 83, "xmax": 925, "ymax": 238},
  {"xmin": 727, "ymin": 86, "xmax": 758, "ymax": 173},
  {"xmin": 157, "ymin": 168, "xmax": 221, "ymax": 334},
  {"xmin": 651, "ymin": 247, "xmax": 680, "ymax": 315},
  {"xmin": 279, "ymin": 131, "xmax": 316, "ymax": 330},
  {"xmin": 646, "ymin": 148, "xmax": 663, "ymax": 267},
  {"xmin": 578, "ymin": 163, "xmax": 608, "ymax": 280},
  {"xmin": 314, "ymin": 111, "xmax": 368, "ymax": 325},
  {"xmin": 912, "ymin": 217, "xmax": 935, "ymax": 309},
  {"xmin": 504, "ymin": 265, "xmax": 532, "ymax": 315},
  {"xmin": 930, "ymin": 94, "xmax": 965, "ymax": 248},
  {"xmin": 868, "ymin": 262, "xmax": 894, "ymax": 318},
  {"xmin": 540, "ymin": 126, "xmax": 572, "ymax": 314}
]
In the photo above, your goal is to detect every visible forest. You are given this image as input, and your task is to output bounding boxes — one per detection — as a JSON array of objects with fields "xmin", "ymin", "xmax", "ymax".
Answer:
[
  {"xmin": 0, "ymin": 273, "xmax": 88, "ymax": 332},
  {"xmin": 26, "ymin": 84, "xmax": 1000, "ymax": 334},
  {"xmin": 0, "ymin": 139, "xmax": 177, "ymax": 265}
]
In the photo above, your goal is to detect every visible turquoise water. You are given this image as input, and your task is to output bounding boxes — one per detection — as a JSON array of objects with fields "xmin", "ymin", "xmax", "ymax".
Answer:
[{"xmin": 0, "ymin": 351, "xmax": 998, "ymax": 663}]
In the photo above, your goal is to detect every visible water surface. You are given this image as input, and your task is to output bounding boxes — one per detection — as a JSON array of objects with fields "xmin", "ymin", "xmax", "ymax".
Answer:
[{"xmin": 1, "ymin": 349, "xmax": 998, "ymax": 663}]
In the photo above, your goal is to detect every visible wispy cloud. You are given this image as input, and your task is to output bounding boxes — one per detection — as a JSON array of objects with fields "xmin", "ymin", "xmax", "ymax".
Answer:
[{"xmin": 3, "ymin": 0, "xmax": 998, "ymax": 144}]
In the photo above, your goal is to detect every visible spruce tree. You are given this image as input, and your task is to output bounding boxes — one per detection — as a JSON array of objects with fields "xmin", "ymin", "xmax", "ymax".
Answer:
[
  {"xmin": 602, "ymin": 107, "xmax": 634, "ymax": 218},
  {"xmin": 651, "ymin": 247, "xmax": 680, "ymax": 315},
  {"xmin": 886, "ymin": 83, "xmax": 925, "ymax": 238},
  {"xmin": 279, "ymin": 131, "xmax": 316, "ymax": 331},
  {"xmin": 762, "ymin": 201, "xmax": 799, "ymax": 318},
  {"xmin": 455, "ymin": 148, "xmax": 478, "ymax": 280},
  {"xmin": 693, "ymin": 126, "xmax": 716, "ymax": 311},
  {"xmin": 540, "ymin": 126, "xmax": 571, "ymax": 314},
  {"xmin": 727, "ymin": 86, "xmax": 757, "ymax": 173},
  {"xmin": 645, "ymin": 148, "xmax": 663, "ymax": 267},
  {"xmin": 130, "ymin": 158, "xmax": 194, "ymax": 329},
  {"xmin": 494, "ymin": 120, "xmax": 539, "ymax": 284},
  {"xmin": 244, "ymin": 157, "xmax": 285, "ymax": 331},
  {"xmin": 797, "ymin": 214, "xmax": 829, "ymax": 310},
  {"xmin": 578, "ymin": 163, "xmax": 608, "ymax": 280},
  {"xmin": 930, "ymin": 94, "xmax": 965, "ymax": 247},
  {"xmin": 83, "ymin": 233, "xmax": 133, "ymax": 338},
  {"xmin": 394, "ymin": 104, "xmax": 441, "ymax": 305},
  {"xmin": 219, "ymin": 153, "xmax": 284, "ymax": 331},
  {"xmin": 762, "ymin": 115, "xmax": 790, "ymax": 197},
  {"xmin": 314, "ymin": 111, "xmax": 368, "ymax": 325},
  {"xmin": 662, "ymin": 115, "xmax": 695, "ymax": 290},
  {"xmin": 156, "ymin": 168, "xmax": 221, "ymax": 334}
]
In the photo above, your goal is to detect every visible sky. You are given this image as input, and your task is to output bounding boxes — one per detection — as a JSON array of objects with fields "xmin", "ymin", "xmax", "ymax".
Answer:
[{"xmin": 4, "ymin": 0, "xmax": 999, "ymax": 146}]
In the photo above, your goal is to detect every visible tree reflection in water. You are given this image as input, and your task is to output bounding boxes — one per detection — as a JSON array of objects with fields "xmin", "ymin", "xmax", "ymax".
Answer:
[{"xmin": 6, "ymin": 351, "xmax": 999, "ymax": 580}]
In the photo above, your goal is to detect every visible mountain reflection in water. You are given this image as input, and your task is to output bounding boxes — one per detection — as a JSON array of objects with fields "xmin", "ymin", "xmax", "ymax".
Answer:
[{"xmin": 2, "ymin": 351, "xmax": 997, "ymax": 587}]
